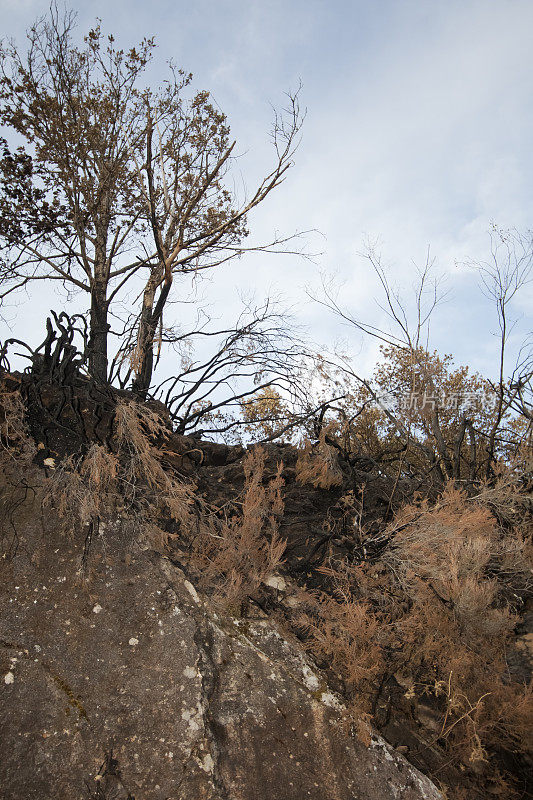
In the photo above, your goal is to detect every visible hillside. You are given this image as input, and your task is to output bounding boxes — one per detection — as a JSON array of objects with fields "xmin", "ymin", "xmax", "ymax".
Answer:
[{"xmin": 0, "ymin": 373, "xmax": 531, "ymax": 799}]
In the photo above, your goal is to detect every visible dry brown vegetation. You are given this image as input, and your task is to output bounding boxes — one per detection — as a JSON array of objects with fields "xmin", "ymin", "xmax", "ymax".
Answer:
[
  {"xmin": 296, "ymin": 428, "xmax": 344, "ymax": 489},
  {"xmin": 0, "ymin": 378, "xmax": 36, "ymax": 469},
  {"xmin": 43, "ymin": 400, "xmax": 196, "ymax": 553},
  {"xmin": 293, "ymin": 480, "xmax": 532, "ymax": 796},
  {"xmin": 42, "ymin": 400, "xmax": 286, "ymax": 612},
  {"xmin": 47, "ymin": 443, "xmax": 119, "ymax": 532},
  {"xmin": 187, "ymin": 447, "xmax": 286, "ymax": 609},
  {"xmin": 0, "ymin": 378, "xmax": 38, "ymax": 555}
]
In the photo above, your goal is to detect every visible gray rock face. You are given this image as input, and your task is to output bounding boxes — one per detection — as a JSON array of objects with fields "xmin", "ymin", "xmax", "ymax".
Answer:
[{"xmin": 0, "ymin": 503, "xmax": 442, "ymax": 800}]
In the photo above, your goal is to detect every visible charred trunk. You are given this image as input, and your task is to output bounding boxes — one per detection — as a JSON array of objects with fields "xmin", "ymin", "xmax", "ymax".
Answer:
[{"xmin": 88, "ymin": 284, "xmax": 110, "ymax": 384}]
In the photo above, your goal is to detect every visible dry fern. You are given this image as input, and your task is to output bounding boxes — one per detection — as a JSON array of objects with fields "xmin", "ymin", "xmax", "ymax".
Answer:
[
  {"xmin": 0, "ymin": 380, "xmax": 36, "ymax": 467},
  {"xmin": 296, "ymin": 428, "xmax": 343, "ymax": 489},
  {"xmin": 189, "ymin": 446, "xmax": 286, "ymax": 609},
  {"xmin": 45, "ymin": 400, "xmax": 196, "ymax": 546},
  {"xmin": 46, "ymin": 444, "xmax": 119, "ymax": 532},
  {"xmin": 113, "ymin": 400, "xmax": 195, "ymax": 531}
]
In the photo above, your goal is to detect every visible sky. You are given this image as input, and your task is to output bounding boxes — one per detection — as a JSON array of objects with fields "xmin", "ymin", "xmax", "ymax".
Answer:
[{"xmin": 1, "ymin": 0, "xmax": 532, "ymax": 386}]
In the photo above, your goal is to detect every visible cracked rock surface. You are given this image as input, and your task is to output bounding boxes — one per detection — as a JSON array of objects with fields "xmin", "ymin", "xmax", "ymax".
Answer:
[{"xmin": 0, "ymin": 497, "xmax": 442, "ymax": 800}]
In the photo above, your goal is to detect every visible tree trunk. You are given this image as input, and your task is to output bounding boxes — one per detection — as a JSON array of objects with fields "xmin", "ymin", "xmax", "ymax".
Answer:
[
  {"xmin": 131, "ymin": 300, "xmax": 157, "ymax": 398},
  {"xmin": 429, "ymin": 407, "xmax": 454, "ymax": 480},
  {"xmin": 132, "ymin": 263, "xmax": 172, "ymax": 398},
  {"xmin": 88, "ymin": 283, "xmax": 110, "ymax": 383}
]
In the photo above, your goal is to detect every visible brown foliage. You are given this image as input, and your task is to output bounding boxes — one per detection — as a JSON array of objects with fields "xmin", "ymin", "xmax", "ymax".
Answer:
[
  {"xmin": 47, "ymin": 444, "xmax": 119, "ymax": 532},
  {"xmin": 292, "ymin": 478, "xmax": 532, "ymax": 793},
  {"xmin": 0, "ymin": 379, "xmax": 37, "ymax": 555},
  {"xmin": 0, "ymin": 378, "xmax": 36, "ymax": 468},
  {"xmin": 45, "ymin": 400, "xmax": 195, "ymax": 546},
  {"xmin": 298, "ymin": 578, "xmax": 385, "ymax": 712},
  {"xmin": 188, "ymin": 446, "xmax": 286, "ymax": 609},
  {"xmin": 113, "ymin": 400, "xmax": 195, "ymax": 531},
  {"xmin": 382, "ymin": 485, "xmax": 532, "ymax": 776},
  {"xmin": 296, "ymin": 428, "xmax": 343, "ymax": 489}
]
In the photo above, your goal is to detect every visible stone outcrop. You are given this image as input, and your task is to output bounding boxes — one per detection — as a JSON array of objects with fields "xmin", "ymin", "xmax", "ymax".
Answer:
[{"xmin": 0, "ymin": 489, "xmax": 443, "ymax": 800}]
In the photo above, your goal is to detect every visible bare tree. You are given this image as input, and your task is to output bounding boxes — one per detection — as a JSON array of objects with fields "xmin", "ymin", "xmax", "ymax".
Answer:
[
  {"xmin": 309, "ymin": 243, "xmax": 461, "ymax": 480},
  {"xmin": 311, "ymin": 231, "xmax": 533, "ymax": 483},
  {"xmin": 462, "ymin": 225, "xmax": 533, "ymax": 475},
  {"xmin": 146, "ymin": 299, "xmax": 309, "ymax": 439},
  {"xmin": 312, "ymin": 240, "xmax": 445, "ymax": 354},
  {"xmin": 508, "ymin": 343, "xmax": 533, "ymax": 424}
]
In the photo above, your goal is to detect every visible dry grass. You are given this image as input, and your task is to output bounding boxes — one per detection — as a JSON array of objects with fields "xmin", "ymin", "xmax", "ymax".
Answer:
[
  {"xmin": 47, "ymin": 444, "xmax": 119, "ymax": 531},
  {"xmin": 298, "ymin": 582, "xmax": 385, "ymax": 708},
  {"xmin": 43, "ymin": 406, "xmax": 285, "ymax": 605},
  {"xmin": 45, "ymin": 400, "xmax": 196, "ymax": 547},
  {"xmin": 113, "ymin": 400, "xmax": 195, "ymax": 532},
  {"xmin": 382, "ymin": 486, "xmax": 532, "ymax": 778},
  {"xmin": 0, "ymin": 379, "xmax": 38, "ymax": 555}
]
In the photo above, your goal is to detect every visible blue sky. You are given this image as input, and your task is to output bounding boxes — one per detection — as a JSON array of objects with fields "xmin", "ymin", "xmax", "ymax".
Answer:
[{"xmin": 1, "ymin": 0, "xmax": 532, "ymax": 383}]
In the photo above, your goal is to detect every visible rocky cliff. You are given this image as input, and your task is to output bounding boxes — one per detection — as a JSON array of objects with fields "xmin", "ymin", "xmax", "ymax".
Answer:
[{"xmin": 0, "ymin": 476, "xmax": 442, "ymax": 800}]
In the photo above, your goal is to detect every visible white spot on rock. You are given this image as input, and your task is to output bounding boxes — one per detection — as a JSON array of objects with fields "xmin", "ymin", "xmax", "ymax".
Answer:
[
  {"xmin": 301, "ymin": 664, "xmax": 320, "ymax": 691},
  {"xmin": 181, "ymin": 703, "xmax": 203, "ymax": 736},
  {"xmin": 92, "ymin": 604, "xmax": 103, "ymax": 614},
  {"xmin": 4, "ymin": 671, "xmax": 14, "ymax": 684},
  {"xmin": 199, "ymin": 753, "xmax": 214, "ymax": 773},
  {"xmin": 183, "ymin": 666, "xmax": 197, "ymax": 679},
  {"xmin": 264, "ymin": 575, "xmax": 286, "ymax": 591},
  {"xmin": 183, "ymin": 580, "xmax": 200, "ymax": 604},
  {"xmin": 320, "ymin": 692, "xmax": 342, "ymax": 709},
  {"xmin": 128, "ymin": 637, "xmax": 139, "ymax": 646}
]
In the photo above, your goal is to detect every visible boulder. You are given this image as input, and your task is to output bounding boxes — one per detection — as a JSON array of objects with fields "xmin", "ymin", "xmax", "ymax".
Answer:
[{"xmin": 0, "ymin": 498, "xmax": 442, "ymax": 800}]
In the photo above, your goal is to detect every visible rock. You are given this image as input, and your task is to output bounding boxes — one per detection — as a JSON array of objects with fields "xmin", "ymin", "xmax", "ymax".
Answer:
[
  {"xmin": 263, "ymin": 574, "xmax": 287, "ymax": 591},
  {"xmin": 0, "ymin": 491, "xmax": 442, "ymax": 800}
]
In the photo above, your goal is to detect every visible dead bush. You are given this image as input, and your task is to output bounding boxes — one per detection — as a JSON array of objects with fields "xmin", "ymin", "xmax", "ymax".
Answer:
[
  {"xmin": 45, "ymin": 400, "xmax": 196, "ymax": 550},
  {"xmin": 0, "ymin": 379, "xmax": 37, "ymax": 555},
  {"xmin": 113, "ymin": 400, "xmax": 195, "ymax": 533},
  {"xmin": 383, "ymin": 485, "xmax": 531, "ymax": 776},
  {"xmin": 45, "ymin": 444, "xmax": 119, "ymax": 533},
  {"xmin": 296, "ymin": 428, "xmax": 343, "ymax": 489},
  {"xmin": 298, "ymin": 580, "xmax": 385, "ymax": 712},
  {"xmin": 383, "ymin": 483, "xmax": 531, "ymax": 616},
  {"xmin": 189, "ymin": 446, "xmax": 286, "ymax": 610},
  {"xmin": 288, "ymin": 478, "xmax": 532, "ymax": 793},
  {"xmin": 470, "ymin": 461, "xmax": 533, "ymax": 530},
  {"xmin": 0, "ymin": 379, "xmax": 36, "ymax": 468}
]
